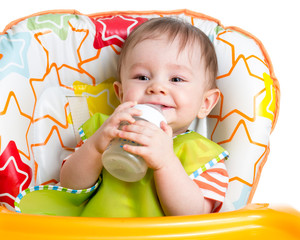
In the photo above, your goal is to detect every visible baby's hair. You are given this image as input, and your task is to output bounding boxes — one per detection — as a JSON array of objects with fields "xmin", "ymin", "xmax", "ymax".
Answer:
[{"xmin": 117, "ymin": 17, "xmax": 218, "ymax": 89}]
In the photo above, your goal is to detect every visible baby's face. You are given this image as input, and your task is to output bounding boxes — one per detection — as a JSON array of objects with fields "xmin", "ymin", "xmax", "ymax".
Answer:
[{"xmin": 115, "ymin": 35, "xmax": 210, "ymax": 135}]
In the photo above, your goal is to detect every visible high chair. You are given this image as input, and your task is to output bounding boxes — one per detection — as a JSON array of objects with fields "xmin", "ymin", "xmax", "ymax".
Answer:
[{"xmin": 0, "ymin": 9, "xmax": 299, "ymax": 239}]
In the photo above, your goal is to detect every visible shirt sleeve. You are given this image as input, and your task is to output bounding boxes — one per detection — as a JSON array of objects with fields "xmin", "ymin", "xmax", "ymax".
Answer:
[{"xmin": 189, "ymin": 159, "xmax": 229, "ymax": 212}]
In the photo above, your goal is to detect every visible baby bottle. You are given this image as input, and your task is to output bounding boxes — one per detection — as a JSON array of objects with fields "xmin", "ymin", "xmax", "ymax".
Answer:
[{"xmin": 102, "ymin": 104, "xmax": 167, "ymax": 182}]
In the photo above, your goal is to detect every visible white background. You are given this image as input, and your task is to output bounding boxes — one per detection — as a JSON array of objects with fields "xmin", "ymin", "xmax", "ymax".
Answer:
[{"xmin": 0, "ymin": 0, "xmax": 299, "ymax": 211}]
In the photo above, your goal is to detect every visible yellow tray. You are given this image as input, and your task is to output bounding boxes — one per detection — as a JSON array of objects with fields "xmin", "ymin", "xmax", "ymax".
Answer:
[{"xmin": 1, "ymin": 204, "xmax": 299, "ymax": 239}]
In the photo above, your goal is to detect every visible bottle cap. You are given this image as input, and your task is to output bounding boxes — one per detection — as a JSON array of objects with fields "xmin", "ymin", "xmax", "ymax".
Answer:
[{"xmin": 133, "ymin": 104, "xmax": 167, "ymax": 127}]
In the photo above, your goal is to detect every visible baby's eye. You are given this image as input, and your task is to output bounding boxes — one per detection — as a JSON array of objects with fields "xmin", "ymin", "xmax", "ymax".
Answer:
[
  {"xmin": 171, "ymin": 77, "xmax": 184, "ymax": 82},
  {"xmin": 137, "ymin": 76, "xmax": 150, "ymax": 81}
]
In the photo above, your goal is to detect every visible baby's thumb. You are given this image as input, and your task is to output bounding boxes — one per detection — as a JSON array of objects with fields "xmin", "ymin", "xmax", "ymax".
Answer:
[{"xmin": 160, "ymin": 121, "xmax": 173, "ymax": 137}]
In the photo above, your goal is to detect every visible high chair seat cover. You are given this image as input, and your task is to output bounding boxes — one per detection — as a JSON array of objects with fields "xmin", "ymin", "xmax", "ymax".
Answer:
[{"xmin": 0, "ymin": 9, "xmax": 279, "ymax": 213}]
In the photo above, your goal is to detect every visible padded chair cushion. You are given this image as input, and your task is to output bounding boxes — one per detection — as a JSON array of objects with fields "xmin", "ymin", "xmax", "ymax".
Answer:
[{"xmin": 0, "ymin": 9, "xmax": 279, "ymax": 212}]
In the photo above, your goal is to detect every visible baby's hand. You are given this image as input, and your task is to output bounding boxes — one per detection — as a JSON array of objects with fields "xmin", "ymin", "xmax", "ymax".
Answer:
[
  {"xmin": 91, "ymin": 101, "xmax": 142, "ymax": 154},
  {"xmin": 119, "ymin": 120, "xmax": 176, "ymax": 171}
]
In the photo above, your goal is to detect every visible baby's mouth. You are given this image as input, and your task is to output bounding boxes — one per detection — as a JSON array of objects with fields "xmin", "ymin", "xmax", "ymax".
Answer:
[
  {"xmin": 161, "ymin": 105, "xmax": 173, "ymax": 111},
  {"xmin": 148, "ymin": 103, "xmax": 173, "ymax": 111}
]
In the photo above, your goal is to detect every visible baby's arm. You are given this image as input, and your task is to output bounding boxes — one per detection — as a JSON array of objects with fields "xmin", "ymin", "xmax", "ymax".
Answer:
[
  {"xmin": 153, "ymin": 158, "xmax": 215, "ymax": 215},
  {"xmin": 120, "ymin": 121, "xmax": 214, "ymax": 215},
  {"xmin": 60, "ymin": 101, "xmax": 141, "ymax": 189},
  {"xmin": 59, "ymin": 132, "xmax": 103, "ymax": 189}
]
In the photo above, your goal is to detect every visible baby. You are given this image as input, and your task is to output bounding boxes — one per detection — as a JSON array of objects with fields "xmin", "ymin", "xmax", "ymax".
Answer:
[{"xmin": 60, "ymin": 17, "xmax": 229, "ymax": 217}]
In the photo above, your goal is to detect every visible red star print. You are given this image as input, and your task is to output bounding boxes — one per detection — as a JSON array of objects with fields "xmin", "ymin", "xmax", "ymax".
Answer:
[
  {"xmin": 0, "ymin": 141, "xmax": 32, "ymax": 207},
  {"xmin": 91, "ymin": 15, "xmax": 148, "ymax": 49}
]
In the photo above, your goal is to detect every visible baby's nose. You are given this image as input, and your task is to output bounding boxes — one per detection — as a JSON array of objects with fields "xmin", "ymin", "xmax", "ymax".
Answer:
[{"xmin": 146, "ymin": 82, "xmax": 167, "ymax": 95}]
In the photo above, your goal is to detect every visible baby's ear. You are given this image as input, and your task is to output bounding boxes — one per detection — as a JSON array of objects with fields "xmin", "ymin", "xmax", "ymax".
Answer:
[
  {"xmin": 113, "ymin": 81, "xmax": 123, "ymax": 101},
  {"xmin": 197, "ymin": 88, "xmax": 220, "ymax": 119}
]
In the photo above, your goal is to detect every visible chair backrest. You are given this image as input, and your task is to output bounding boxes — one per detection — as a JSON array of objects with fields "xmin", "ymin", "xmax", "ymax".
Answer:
[{"xmin": 0, "ymin": 9, "xmax": 279, "ymax": 212}]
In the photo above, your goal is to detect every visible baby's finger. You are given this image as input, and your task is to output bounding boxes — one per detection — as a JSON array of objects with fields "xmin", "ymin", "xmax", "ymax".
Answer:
[
  {"xmin": 132, "ymin": 119, "xmax": 163, "ymax": 130},
  {"xmin": 111, "ymin": 106, "xmax": 142, "ymax": 125},
  {"xmin": 160, "ymin": 121, "xmax": 173, "ymax": 137},
  {"xmin": 118, "ymin": 130, "xmax": 149, "ymax": 146},
  {"xmin": 122, "ymin": 122, "xmax": 159, "ymax": 139},
  {"xmin": 108, "ymin": 112, "xmax": 134, "ymax": 126},
  {"xmin": 116, "ymin": 102, "xmax": 142, "ymax": 115},
  {"xmin": 123, "ymin": 144, "xmax": 148, "ymax": 158},
  {"xmin": 115, "ymin": 101, "xmax": 137, "ymax": 111}
]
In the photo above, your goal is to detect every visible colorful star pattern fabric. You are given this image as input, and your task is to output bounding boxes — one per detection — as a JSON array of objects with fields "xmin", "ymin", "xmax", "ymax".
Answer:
[
  {"xmin": 73, "ymin": 77, "xmax": 120, "ymax": 116},
  {"xmin": 0, "ymin": 141, "xmax": 32, "ymax": 208},
  {"xmin": 92, "ymin": 15, "xmax": 148, "ymax": 49},
  {"xmin": 0, "ymin": 10, "xmax": 279, "ymax": 211},
  {"xmin": 0, "ymin": 32, "xmax": 31, "ymax": 80},
  {"xmin": 27, "ymin": 14, "xmax": 79, "ymax": 40}
]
